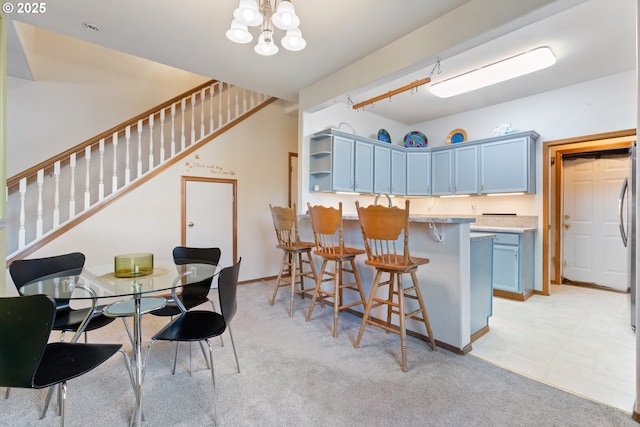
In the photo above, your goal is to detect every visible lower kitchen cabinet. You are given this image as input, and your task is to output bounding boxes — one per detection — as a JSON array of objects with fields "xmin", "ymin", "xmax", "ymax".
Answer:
[
  {"xmin": 491, "ymin": 231, "xmax": 534, "ymax": 300},
  {"xmin": 470, "ymin": 233, "xmax": 494, "ymax": 341}
]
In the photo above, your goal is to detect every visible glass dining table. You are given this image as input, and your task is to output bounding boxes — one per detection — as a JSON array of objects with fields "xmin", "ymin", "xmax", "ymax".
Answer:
[{"xmin": 19, "ymin": 259, "xmax": 219, "ymax": 427}]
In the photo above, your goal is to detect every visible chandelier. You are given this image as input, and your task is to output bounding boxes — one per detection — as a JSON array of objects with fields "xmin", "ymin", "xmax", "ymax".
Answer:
[{"xmin": 226, "ymin": 0, "xmax": 306, "ymax": 56}]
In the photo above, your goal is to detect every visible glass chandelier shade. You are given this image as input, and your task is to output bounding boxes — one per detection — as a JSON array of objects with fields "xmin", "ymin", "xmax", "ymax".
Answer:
[{"xmin": 226, "ymin": 0, "xmax": 306, "ymax": 56}]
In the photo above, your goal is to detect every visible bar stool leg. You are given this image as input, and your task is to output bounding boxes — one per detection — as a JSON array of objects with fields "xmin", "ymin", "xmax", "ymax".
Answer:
[
  {"xmin": 410, "ymin": 271, "xmax": 436, "ymax": 350},
  {"xmin": 398, "ymin": 274, "xmax": 408, "ymax": 372},
  {"xmin": 270, "ymin": 252, "xmax": 289, "ymax": 306},
  {"xmin": 333, "ymin": 260, "xmax": 342, "ymax": 338},
  {"xmin": 306, "ymin": 258, "xmax": 329, "ymax": 322},
  {"xmin": 289, "ymin": 253, "xmax": 298, "ymax": 317},
  {"xmin": 349, "ymin": 258, "xmax": 367, "ymax": 309},
  {"xmin": 386, "ymin": 273, "xmax": 396, "ymax": 333},
  {"xmin": 354, "ymin": 269, "xmax": 383, "ymax": 348}
]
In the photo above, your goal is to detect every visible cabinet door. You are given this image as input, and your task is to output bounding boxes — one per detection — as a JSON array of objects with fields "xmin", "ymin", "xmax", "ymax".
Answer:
[
  {"xmin": 492, "ymin": 244, "xmax": 520, "ymax": 293},
  {"xmin": 391, "ymin": 150, "xmax": 406, "ymax": 195},
  {"xmin": 354, "ymin": 141, "xmax": 374, "ymax": 193},
  {"xmin": 373, "ymin": 145, "xmax": 391, "ymax": 194},
  {"xmin": 480, "ymin": 137, "xmax": 530, "ymax": 193},
  {"xmin": 431, "ymin": 149, "xmax": 453, "ymax": 195},
  {"xmin": 406, "ymin": 151, "xmax": 431, "ymax": 195},
  {"xmin": 454, "ymin": 145, "xmax": 478, "ymax": 194},
  {"xmin": 332, "ymin": 136, "xmax": 354, "ymax": 192}
]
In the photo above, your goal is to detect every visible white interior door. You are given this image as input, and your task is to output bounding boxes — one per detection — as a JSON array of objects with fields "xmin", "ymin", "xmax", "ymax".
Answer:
[
  {"xmin": 184, "ymin": 178, "xmax": 235, "ymax": 277},
  {"xmin": 562, "ymin": 155, "xmax": 630, "ymax": 289}
]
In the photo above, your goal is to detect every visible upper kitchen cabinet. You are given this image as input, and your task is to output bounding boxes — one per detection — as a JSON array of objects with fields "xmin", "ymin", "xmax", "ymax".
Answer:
[
  {"xmin": 406, "ymin": 150, "xmax": 431, "ymax": 196},
  {"xmin": 374, "ymin": 144, "xmax": 407, "ymax": 196},
  {"xmin": 309, "ymin": 130, "xmax": 373, "ymax": 193},
  {"xmin": 431, "ymin": 145, "xmax": 477, "ymax": 196},
  {"xmin": 479, "ymin": 131, "xmax": 539, "ymax": 194}
]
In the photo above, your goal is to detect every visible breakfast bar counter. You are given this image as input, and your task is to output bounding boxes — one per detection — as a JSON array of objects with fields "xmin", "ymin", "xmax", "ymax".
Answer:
[{"xmin": 298, "ymin": 214, "xmax": 477, "ymax": 353}]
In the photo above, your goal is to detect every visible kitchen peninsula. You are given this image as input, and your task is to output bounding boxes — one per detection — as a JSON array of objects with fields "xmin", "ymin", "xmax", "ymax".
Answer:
[{"xmin": 298, "ymin": 213, "xmax": 477, "ymax": 353}]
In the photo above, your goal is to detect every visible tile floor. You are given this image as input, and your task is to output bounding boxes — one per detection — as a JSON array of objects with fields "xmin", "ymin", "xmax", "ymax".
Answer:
[{"xmin": 470, "ymin": 284, "xmax": 636, "ymax": 413}]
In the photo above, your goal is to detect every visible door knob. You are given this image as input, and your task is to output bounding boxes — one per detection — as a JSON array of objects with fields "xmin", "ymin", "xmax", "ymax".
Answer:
[
  {"xmin": 188, "ymin": 221, "xmax": 194, "ymax": 227},
  {"xmin": 564, "ymin": 214, "xmax": 571, "ymax": 220},
  {"xmin": 564, "ymin": 223, "xmax": 571, "ymax": 229}
]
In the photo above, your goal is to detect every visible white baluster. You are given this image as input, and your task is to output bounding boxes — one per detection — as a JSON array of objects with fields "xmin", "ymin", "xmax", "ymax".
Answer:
[
  {"xmin": 53, "ymin": 161, "xmax": 61, "ymax": 226},
  {"xmin": 159, "ymin": 109, "xmax": 166, "ymax": 163},
  {"xmin": 85, "ymin": 146, "xmax": 92, "ymax": 209},
  {"xmin": 191, "ymin": 93, "xmax": 196, "ymax": 144},
  {"xmin": 251, "ymin": 90, "xmax": 255, "ymax": 109},
  {"xmin": 218, "ymin": 82, "xmax": 223, "ymax": 128},
  {"xmin": 209, "ymin": 83, "xmax": 215, "ymax": 132},
  {"xmin": 171, "ymin": 103, "xmax": 176, "ymax": 157},
  {"xmin": 69, "ymin": 153, "xmax": 76, "ymax": 217},
  {"xmin": 200, "ymin": 88, "xmax": 206, "ymax": 139},
  {"xmin": 99, "ymin": 139, "xmax": 105, "ymax": 200},
  {"xmin": 243, "ymin": 88, "xmax": 248, "ymax": 114},
  {"xmin": 137, "ymin": 120, "xmax": 143, "ymax": 177},
  {"xmin": 125, "ymin": 126, "xmax": 131, "ymax": 184},
  {"xmin": 227, "ymin": 84, "xmax": 232, "ymax": 122},
  {"xmin": 181, "ymin": 98, "xmax": 186, "ymax": 150},
  {"xmin": 36, "ymin": 170, "xmax": 43, "ymax": 237},
  {"xmin": 18, "ymin": 178, "xmax": 26, "ymax": 248},
  {"xmin": 148, "ymin": 114, "xmax": 154, "ymax": 169},
  {"xmin": 112, "ymin": 133, "xmax": 118, "ymax": 192}
]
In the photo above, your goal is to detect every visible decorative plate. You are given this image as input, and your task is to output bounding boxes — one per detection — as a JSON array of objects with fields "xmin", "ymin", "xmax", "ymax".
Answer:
[
  {"xmin": 377, "ymin": 128, "xmax": 391, "ymax": 143},
  {"xmin": 403, "ymin": 131, "xmax": 427, "ymax": 148},
  {"xmin": 447, "ymin": 128, "xmax": 467, "ymax": 144}
]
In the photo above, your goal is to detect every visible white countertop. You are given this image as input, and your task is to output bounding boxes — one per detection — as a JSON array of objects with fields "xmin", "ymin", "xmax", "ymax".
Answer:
[
  {"xmin": 470, "ymin": 225, "xmax": 536, "ymax": 233},
  {"xmin": 470, "ymin": 232, "xmax": 497, "ymax": 241}
]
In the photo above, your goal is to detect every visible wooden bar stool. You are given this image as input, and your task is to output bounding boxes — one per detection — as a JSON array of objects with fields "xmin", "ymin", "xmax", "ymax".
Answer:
[
  {"xmin": 269, "ymin": 204, "xmax": 318, "ymax": 317},
  {"xmin": 306, "ymin": 202, "xmax": 367, "ymax": 337},
  {"xmin": 353, "ymin": 199, "xmax": 436, "ymax": 372}
]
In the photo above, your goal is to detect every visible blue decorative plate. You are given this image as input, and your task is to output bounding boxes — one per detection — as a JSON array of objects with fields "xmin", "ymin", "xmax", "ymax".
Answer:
[
  {"xmin": 403, "ymin": 131, "xmax": 427, "ymax": 148},
  {"xmin": 377, "ymin": 129, "xmax": 391, "ymax": 143},
  {"xmin": 447, "ymin": 128, "xmax": 467, "ymax": 144}
]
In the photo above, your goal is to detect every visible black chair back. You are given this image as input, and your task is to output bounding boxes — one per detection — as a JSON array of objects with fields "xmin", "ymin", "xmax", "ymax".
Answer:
[
  {"xmin": 218, "ymin": 258, "xmax": 241, "ymax": 323},
  {"xmin": 9, "ymin": 252, "xmax": 85, "ymax": 311},
  {"xmin": 173, "ymin": 246, "xmax": 221, "ymax": 266},
  {"xmin": 0, "ymin": 295, "xmax": 55, "ymax": 388},
  {"xmin": 173, "ymin": 247, "xmax": 221, "ymax": 301}
]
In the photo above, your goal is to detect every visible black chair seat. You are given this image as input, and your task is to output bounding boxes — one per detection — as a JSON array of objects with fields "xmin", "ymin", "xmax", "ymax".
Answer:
[
  {"xmin": 53, "ymin": 306, "xmax": 116, "ymax": 332},
  {"xmin": 149, "ymin": 295, "xmax": 208, "ymax": 317},
  {"xmin": 33, "ymin": 342, "xmax": 121, "ymax": 388},
  {"xmin": 153, "ymin": 311, "xmax": 226, "ymax": 342}
]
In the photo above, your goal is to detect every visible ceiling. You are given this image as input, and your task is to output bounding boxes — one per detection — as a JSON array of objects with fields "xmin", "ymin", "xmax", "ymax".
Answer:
[{"xmin": 5, "ymin": 0, "xmax": 636, "ymax": 125}]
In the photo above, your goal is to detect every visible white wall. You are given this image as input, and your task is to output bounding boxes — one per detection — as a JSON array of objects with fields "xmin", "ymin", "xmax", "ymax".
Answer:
[
  {"xmin": 299, "ymin": 70, "xmax": 637, "ymax": 291},
  {"xmin": 7, "ymin": 101, "xmax": 296, "ymax": 293},
  {"xmin": 6, "ymin": 23, "xmax": 208, "ymax": 176}
]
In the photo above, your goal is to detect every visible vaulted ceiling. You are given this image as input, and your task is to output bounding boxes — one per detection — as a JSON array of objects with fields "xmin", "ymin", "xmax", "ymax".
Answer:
[{"xmin": 5, "ymin": 0, "xmax": 636, "ymax": 125}]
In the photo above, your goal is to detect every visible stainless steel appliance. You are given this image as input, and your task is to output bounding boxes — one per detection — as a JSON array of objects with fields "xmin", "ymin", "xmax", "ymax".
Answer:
[{"xmin": 619, "ymin": 142, "xmax": 636, "ymax": 330}]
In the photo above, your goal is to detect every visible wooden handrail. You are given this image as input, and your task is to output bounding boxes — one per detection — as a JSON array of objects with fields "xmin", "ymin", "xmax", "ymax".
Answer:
[{"xmin": 6, "ymin": 79, "xmax": 219, "ymax": 191}]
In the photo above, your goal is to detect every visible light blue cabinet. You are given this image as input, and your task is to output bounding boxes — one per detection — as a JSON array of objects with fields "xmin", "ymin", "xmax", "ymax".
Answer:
[
  {"xmin": 309, "ymin": 133, "xmax": 372, "ymax": 193},
  {"xmin": 391, "ymin": 149, "xmax": 406, "ymax": 195},
  {"xmin": 454, "ymin": 145, "xmax": 478, "ymax": 194},
  {"xmin": 491, "ymin": 232, "xmax": 534, "ymax": 299},
  {"xmin": 406, "ymin": 151, "xmax": 431, "ymax": 196},
  {"xmin": 373, "ymin": 145, "xmax": 391, "ymax": 194},
  {"xmin": 480, "ymin": 135, "xmax": 536, "ymax": 194},
  {"xmin": 354, "ymin": 141, "xmax": 374, "ymax": 193},
  {"xmin": 431, "ymin": 145, "xmax": 477, "ymax": 195},
  {"xmin": 431, "ymin": 149, "xmax": 453, "ymax": 195}
]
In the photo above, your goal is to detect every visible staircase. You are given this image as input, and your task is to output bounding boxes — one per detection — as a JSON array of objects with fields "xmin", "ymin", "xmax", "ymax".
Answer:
[{"xmin": 6, "ymin": 80, "xmax": 276, "ymax": 263}]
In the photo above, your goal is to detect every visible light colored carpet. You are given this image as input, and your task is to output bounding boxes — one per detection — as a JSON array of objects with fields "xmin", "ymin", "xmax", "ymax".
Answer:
[{"xmin": 1, "ymin": 280, "xmax": 637, "ymax": 426}]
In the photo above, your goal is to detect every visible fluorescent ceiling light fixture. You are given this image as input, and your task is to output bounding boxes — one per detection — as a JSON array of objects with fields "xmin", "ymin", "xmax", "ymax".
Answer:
[{"xmin": 430, "ymin": 47, "xmax": 556, "ymax": 98}]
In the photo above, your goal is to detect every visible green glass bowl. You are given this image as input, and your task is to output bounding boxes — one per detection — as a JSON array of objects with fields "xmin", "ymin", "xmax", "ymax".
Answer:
[{"xmin": 114, "ymin": 253, "xmax": 154, "ymax": 278}]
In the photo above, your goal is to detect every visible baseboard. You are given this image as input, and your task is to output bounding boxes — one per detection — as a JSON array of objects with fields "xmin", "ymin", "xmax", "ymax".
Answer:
[{"xmin": 471, "ymin": 325, "xmax": 490, "ymax": 343}]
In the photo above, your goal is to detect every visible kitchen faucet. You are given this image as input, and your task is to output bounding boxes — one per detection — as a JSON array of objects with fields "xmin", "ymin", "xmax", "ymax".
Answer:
[{"xmin": 374, "ymin": 192, "xmax": 392, "ymax": 207}]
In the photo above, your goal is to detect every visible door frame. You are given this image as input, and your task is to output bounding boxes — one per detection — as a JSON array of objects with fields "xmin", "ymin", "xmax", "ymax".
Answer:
[
  {"xmin": 542, "ymin": 129, "xmax": 635, "ymax": 295},
  {"xmin": 181, "ymin": 176, "xmax": 238, "ymax": 264},
  {"xmin": 288, "ymin": 152, "xmax": 298, "ymax": 209}
]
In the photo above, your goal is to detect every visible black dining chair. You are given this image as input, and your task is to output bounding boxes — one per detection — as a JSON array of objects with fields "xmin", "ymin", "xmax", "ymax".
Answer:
[
  {"xmin": 0, "ymin": 294, "xmax": 122, "ymax": 426},
  {"xmin": 149, "ymin": 246, "xmax": 222, "ymax": 317},
  {"xmin": 144, "ymin": 259, "xmax": 242, "ymax": 426},
  {"xmin": 9, "ymin": 252, "xmax": 116, "ymax": 341},
  {"xmin": 149, "ymin": 247, "xmax": 223, "ymax": 370}
]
